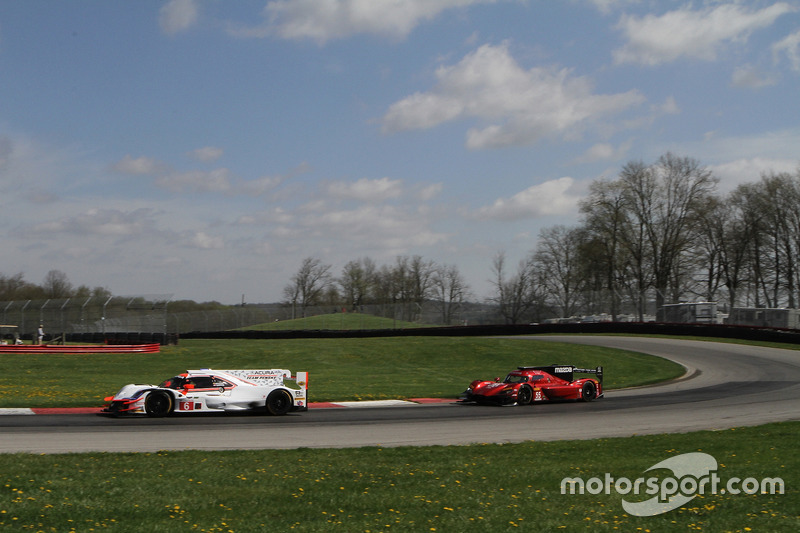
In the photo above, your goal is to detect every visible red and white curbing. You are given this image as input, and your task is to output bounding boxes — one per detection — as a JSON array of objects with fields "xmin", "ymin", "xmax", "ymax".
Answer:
[{"xmin": 0, "ymin": 398, "xmax": 456, "ymax": 415}]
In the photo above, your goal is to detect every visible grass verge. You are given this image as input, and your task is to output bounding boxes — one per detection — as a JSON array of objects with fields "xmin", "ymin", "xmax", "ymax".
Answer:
[
  {"xmin": 0, "ymin": 422, "xmax": 796, "ymax": 532},
  {"xmin": 0, "ymin": 338, "xmax": 684, "ymax": 407}
]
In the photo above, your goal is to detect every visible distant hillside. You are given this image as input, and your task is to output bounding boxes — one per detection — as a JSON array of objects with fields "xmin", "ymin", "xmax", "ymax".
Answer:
[{"xmin": 239, "ymin": 312, "xmax": 429, "ymax": 331}]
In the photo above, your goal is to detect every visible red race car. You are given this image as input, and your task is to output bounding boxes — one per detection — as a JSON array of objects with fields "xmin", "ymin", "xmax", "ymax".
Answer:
[{"xmin": 461, "ymin": 364, "xmax": 603, "ymax": 406}]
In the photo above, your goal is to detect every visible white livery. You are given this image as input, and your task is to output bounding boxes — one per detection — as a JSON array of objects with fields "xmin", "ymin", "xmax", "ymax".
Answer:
[{"xmin": 103, "ymin": 368, "xmax": 308, "ymax": 417}]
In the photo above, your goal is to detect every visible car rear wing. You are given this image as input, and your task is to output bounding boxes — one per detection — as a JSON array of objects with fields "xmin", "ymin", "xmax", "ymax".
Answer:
[
  {"xmin": 293, "ymin": 371, "xmax": 308, "ymax": 391},
  {"xmin": 518, "ymin": 364, "xmax": 603, "ymax": 384}
]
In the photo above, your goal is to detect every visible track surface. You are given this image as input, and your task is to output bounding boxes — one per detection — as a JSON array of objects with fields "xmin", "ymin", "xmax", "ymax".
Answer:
[{"xmin": 1, "ymin": 336, "xmax": 799, "ymax": 453}]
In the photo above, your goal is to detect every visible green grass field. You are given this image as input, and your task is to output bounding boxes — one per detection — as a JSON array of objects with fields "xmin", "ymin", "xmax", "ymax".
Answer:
[
  {"xmin": 0, "ymin": 422, "xmax": 796, "ymax": 532},
  {"xmin": 0, "ymin": 337, "xmax": 684, "ymax": 407}
]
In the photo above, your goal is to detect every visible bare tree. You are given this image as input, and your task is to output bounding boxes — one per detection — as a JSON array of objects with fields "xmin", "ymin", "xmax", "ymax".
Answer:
[
  {"xmin": 614, "ymin": 154, "xmax": 718, "ymax": 315},
  {"xmin": 489, "ymin": 252, "xmax": 541, "ymax": 324},
  {"xmin": 339, "ymin": 257, "xmax": 376, "ymax": 310},
  {"xmin": 698, "ymin": 189, "xmax": 758, "ymax": 309},
  {"xmin": 282, "ymin": 257, "xmax": 332, "ymax": 318},
  {"xmin": 73, "ymin": 285, "xmax": 113, "ymax": 300},
  {"xmin": 533, "ymin": 225, "xmax": 585, "ymax": 318},
  {"xmin": 649, "ymin": 153, "xmax": 718, "ymax": 309},
  {"xmin": 0, "ymin": 272, "xmax": 38, "ymax": 301},
  {"xmin": 744, "ymin": 171, "xmax": 800, "ymax": 308},
  {"xmin": 692, "ymin": 195, "xmax": 726, "ymax": 303},
  {"xmin": 431, "ymin": 263, "xmax": 470, "ymax": 325},
  {"xmin": 408, "ymin": 255, "xmax": 435, "ymax": 318},
  {"xmin": 617, "ymin": 159, "xmax": 654, "ymax": 320},
  {"xmin": 579, "ymin": 179, "xmax": 629, "ymax": 320},
  {"xmin": 375, "ymin": 255, "xmax": 436, "ymax": 321},
  {"xmin": 42, "ymin": 270, "xmax": 73, "ymax": 299}
]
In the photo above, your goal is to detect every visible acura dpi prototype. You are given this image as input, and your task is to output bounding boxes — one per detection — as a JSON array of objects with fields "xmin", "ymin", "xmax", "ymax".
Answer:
[{"xmin": 103, "ymin": 368, "xmax": 308, "ymax": 417}]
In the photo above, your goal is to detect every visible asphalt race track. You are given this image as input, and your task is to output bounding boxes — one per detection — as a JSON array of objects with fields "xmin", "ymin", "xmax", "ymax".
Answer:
[{"xmin": 1, "ymin": 336, "xmax": 799, "ymax": 453}]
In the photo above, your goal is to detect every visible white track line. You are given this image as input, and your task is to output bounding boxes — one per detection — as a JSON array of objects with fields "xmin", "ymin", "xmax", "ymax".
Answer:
[{"xmin": 0, "ymin": 408, "xmax": 35, "ymax": 415}]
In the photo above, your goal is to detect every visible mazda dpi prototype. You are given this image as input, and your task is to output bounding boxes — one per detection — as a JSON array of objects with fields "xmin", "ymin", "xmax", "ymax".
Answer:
[
  {"xmin": 461, "ymin": 364, "xmax": 603, "ymax": 406},
  {"xmin": 104, "ymin": 369, "xmax": 308, "ymax": 417}
]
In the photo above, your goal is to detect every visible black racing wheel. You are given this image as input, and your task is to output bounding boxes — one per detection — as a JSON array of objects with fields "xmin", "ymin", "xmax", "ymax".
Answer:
[
  {"xmin": 580, "ymin": 381, "xmax": 597, "ymax": 402},
  {"xmin": 266, "ymin": 390, "xmax": 293, "ymax": 416},
  {"xmin": 517, "ymin": 385, "xmax": 533, "ymax": 405},
  {"xmin": 144, "ymin": 391, "xmax": 174, "ymax": 417}
]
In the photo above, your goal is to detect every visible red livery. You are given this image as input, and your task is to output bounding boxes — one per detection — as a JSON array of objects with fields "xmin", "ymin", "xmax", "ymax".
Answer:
[{"xmin": 461, "ymin": 365, "xmax": 603, "ymax": 406}]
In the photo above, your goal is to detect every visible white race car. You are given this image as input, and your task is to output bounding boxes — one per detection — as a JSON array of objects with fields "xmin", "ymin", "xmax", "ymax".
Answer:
[{"xmin": 103, "ymin": 368, "xmax": 308, "ymax": 417}]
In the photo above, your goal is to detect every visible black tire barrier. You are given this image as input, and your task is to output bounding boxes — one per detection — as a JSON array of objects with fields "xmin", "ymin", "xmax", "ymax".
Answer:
[{"xmin": 179, "ymin": 321, "xmax": 800, "ymax": 345}]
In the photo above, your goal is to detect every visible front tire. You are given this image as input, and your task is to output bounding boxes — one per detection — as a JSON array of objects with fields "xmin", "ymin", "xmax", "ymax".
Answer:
[
  {"xmin": 517, "ymin": 385, "xmax": 533, "ymax": 405},
  {"xmin": 580, "ymin": 381, "xmax": 597, "ymax": 402},
  {"xmin": 144, "ymin": 391, "xmax": 174, "ymax": 417},
  {"xmin": 266, "ymin": 390, "xmax": 292, "ymax": 415}
]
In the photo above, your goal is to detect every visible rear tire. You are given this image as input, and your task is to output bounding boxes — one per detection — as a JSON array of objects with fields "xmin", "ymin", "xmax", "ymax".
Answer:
[
  {"xmin": 266, "ymin": 390, "xmax": 292, "ymax": 416},
  {"xmin": 580, "ymin": 381, "xmax": 597, "ymax": 402},
  {"xmin": 144, "ymin": 391, "xmax": 173, "ymax": 417},
  {"xmin": 517, "ymin": 385, "xmax": 533, "ymax": 405}
]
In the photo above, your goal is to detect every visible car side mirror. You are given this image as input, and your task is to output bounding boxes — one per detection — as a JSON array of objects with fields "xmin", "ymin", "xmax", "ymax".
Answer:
[
  {"xmin": 183, "ymin": 383, "xmax": 195, "ymax": 391},
  {"xmin": 494, "ymin": 377, "xmax": 501, "ymax": 382}
]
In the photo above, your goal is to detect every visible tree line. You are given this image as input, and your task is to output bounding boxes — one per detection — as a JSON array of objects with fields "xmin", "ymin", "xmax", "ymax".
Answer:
[
  {"xmin": 0, "ymin": 270, "xmax": 229, "ymax": 314},
  {"xmin": 284, "ymin": 153, "xmax": 800, "ymax": 324},
  {"xmin": 6, "ymin": 152, "xmax": 799, "ymax": 326},
  {"xmin": 0, "ymin": 270, "xmax": 112, "ymax": 302},
  {"xmin": 492, "ymin": 152, "xmax": 800, "ymax": 323},
  {"xmin": 283, "ymin": 256, "xmax": 471, "ymax": 324}
]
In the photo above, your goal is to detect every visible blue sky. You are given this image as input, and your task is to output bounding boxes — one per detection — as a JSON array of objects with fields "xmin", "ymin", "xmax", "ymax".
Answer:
[{"xmin": 1, "ymin": 0, "xmax": 799, "ymax": 304}]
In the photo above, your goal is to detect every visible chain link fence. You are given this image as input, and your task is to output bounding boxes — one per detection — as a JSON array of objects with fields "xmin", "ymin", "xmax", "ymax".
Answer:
[
  {"xmin": 0, "ymin": 296, "xmax": 500, "ymax": 339},
  {"xmin": 0, "ymin": 296, "xmax": 171, "ymax": 341}
]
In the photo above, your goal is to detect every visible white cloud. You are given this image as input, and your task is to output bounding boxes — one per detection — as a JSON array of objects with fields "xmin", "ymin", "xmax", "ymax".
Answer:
[
  {"xmin": 159, "ymin": 0, "xmax": 199, "ymax": 35},
  {"xmin": 731, "ymin": 64, "xmax": 779, "ymax": 88},
  {"xmin": 382, "ymin": 43, "xmax": 644, "ymax": 149},
  {"xmin": 658, "ymin": 96, "xmax": 679, "ymax": 115},
  {"xmin": 325, "ymin": 177, "xmax": 403, "ymax": 202},
  {"xmin": 711, "ymin": 157, "xmax": 799, "ymax": 191},
  {"xmin": 155, "ymin": 168, "xmax": 234, "ymax": 193},
  {"xmin": 473, "ymin": 177, "xmax": 581, "ymax": 221},
  {"xmin": 0, "ymin": 132, "xmax": 105, "ymax": 194},
  {"xmin": 584, "ymin": 0, "xmax": 639, "ymax": 15},
  {"xmin": 228, "ymin": 0, "xmax": 499, "ymax": 43},
  {"xmin": 236, "ymin": 207, "xmax": 295, "ymax": 227},
  {"xmin": 773, "ymin": 29, "xmax": 800, "ymax": 71},
  {"xmin": 186, "ymin": 231, "xmax": 224, "ymax": 250},
  {"xmin": 703, "ymin": 128, "xmax": 800, "ymax": 162},
  {"xmin": 303, "ymin": 204, "xmax": 448, "ymax": 249},
  {"xmin": 29, "ymin": 208, "xmax": 158, "ymax": 237},
  {"xmin": 418, "ymin": 183, "xmax": 443, "ymax": 202},
  {"xmin": 240, "ymin": 175, "xmax": 284, "ymax": 196},
  {"xmin": 189, "ymin": 146, "xmax": 224, "ymax": 162},
  {"xmin": 663, "ymin": 127, "xmax": 800, "ymax": 190},
  {"xmin": 574, "ymin": 140, "xmax": 632, "ymax": 163},
  {"xmin": 113, "ymin": 153, "xmax": 296, "ymax": 198},
  {"xmin": 112, "ymin": 154, "xmax": 164, "ymax": 175},
  {"xmin": 614, "ymin": 3, "xmax": 796, "ymax": 66}
]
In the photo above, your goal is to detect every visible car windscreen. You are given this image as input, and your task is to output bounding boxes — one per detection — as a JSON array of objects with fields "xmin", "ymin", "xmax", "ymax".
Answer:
[
  {"xmin": 504, "ymin": 374, "xmax": 543, "ymax": 384},
  {"xmin": 159, "ymin": 377, "xmax": 184, "ymax": 389}
]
